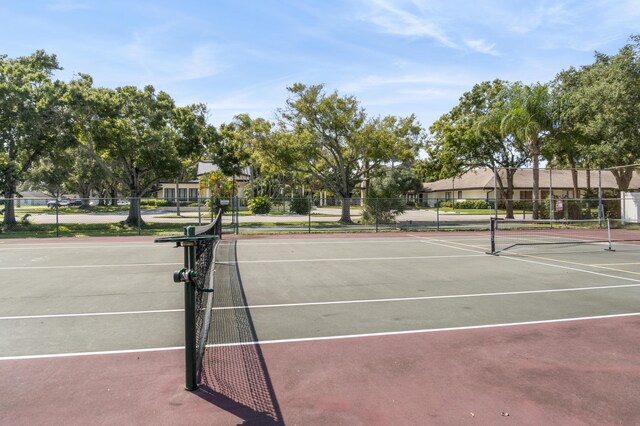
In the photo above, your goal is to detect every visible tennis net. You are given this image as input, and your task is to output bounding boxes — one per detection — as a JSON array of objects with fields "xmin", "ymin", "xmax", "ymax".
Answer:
[
  {"xmin": 489, "ymin": 218, "xmax": 613, "ymax": 254},
  {"xmin": 192, "ymin": 210, "xmax": 223, "ymax": 383}
]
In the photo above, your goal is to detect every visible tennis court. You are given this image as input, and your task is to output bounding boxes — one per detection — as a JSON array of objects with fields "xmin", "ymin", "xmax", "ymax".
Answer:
[{"xmin": 1, "ymin": 229, "xmax": 640, "ymax": 425}]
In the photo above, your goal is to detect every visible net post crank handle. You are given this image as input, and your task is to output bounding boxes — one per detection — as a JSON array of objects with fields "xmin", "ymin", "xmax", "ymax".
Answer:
[{"xmin": 173, "ymin": 268, "xmax": 195, "ymax": 284}]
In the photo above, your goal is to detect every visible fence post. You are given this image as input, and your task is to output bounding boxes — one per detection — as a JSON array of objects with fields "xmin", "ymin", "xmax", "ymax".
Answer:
[
  {"xmin": 55, "ymin": 201, "xmax": 59, "ymax": 238},
  {"xmin": 490, "ymin": 217, "xmax": 496, "ymax": 254},
  {"xmin": 137, "ymin": 198, "xmax": 141, "ymax": 236},
  {"xmin": 197, "ymin": 197, "xmax": 202, "ymax": 226},
  {"xmin": 308, "ymin": 196, "xmax": 312, "ymax": 234},
  {"xmin": 235, "ymin": 196, "xmax": 239, "ymax": 235},
  {"xmin": 436, "ymin": 199, "xmax": 440, "ymax": 231},
  {"xmin": 375, "ymin": 198, "xmax": 379, "ymax": 233},
  {"xmin": 549, "ymin": 168, "xmax": 554, "ymax": 221},
  {"xmin": 598, "ymin": 169, "xmax": 603, "ymax": 225}
]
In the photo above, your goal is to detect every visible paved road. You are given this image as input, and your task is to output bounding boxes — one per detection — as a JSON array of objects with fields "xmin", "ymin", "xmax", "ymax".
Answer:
[{"xmin": 15, "ymin": 207, "xmax": 507, "ymax": 225}]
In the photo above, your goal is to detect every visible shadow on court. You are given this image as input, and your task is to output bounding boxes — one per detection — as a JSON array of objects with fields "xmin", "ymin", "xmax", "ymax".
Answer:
[{"xmin": 195, "ymin": 241, "xmax": 284, "ymax": 425}]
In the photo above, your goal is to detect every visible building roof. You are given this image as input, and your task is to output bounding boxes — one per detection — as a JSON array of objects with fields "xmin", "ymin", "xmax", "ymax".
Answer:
[
  {"xmin": 17, "ymin": 191, "xmax": 52, "ymax": 199},
  {"xmin": 197, "ymin": 162, "xmax": 251, "ymax": 178},
  {"xmin": 423, "ymin": 168, "xmax": 640, "ymax": 192}
]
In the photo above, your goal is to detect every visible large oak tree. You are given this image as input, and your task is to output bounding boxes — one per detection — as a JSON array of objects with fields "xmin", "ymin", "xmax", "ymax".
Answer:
[{"xmin": 254, "ymin": 84, "xmax": 423, "ymax": 223}]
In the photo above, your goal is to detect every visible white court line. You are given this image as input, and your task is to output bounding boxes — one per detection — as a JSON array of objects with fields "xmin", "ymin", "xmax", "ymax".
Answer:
[
  {"xmin": 237, "ymin": 239, "xmax": 422, "ymax": 245},
  {"xmin": 0, "ymin": 309, "xmax": 183, "ymax": 321},
  {"xmin": 0, "ymin": 262, "xmax": 181, "ymax": 270},
  {"xmin": 209, "ymin": 281, "xmax": 640, "ymax": 311},
  {"xmin": 233, "ymin": 254, "xmax": 485, "ymax": 264},
  {"xmin": 5, "ymin": 280, "xmax": 640, "ymax": 319},
  {"xmin": 0, "ymin": 346, "xmax": 183, "ymax": 361},
  {"xmin": 413, "ymin": 235, "xmax": 640, "ymax": 285},
  {"xmin": 411, "ymin": 236, "xmax": 486, "ymax": 255},
  {"xmin": 2, "ymin": 312, "xmax": 638, "ymax": 360},
  {"xmin": 0, "ymin": 244, "xmax": 165, "ymax": 251},
  {"xmin": 207, "ymin": 312, "xmax": 640, "ymax": 348}
]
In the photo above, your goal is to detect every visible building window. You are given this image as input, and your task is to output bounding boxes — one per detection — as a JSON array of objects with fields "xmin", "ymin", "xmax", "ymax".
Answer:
[
  {"xmin": 520, "ymin": 190, "xmax": 532, "ymax": 200},
  {"xmin": 164, "ymin": 188, "xmax": 175, "ymax": 200},
  {"xmin": 178, "ymin": 188, "xmax": 188, "ymax": 201},
  {"xmin": 445, "ymin": 192, "xmax": 451, "ymax": 201},
  {"xmin": 457, "ymin": 190, "xmax": 462, "ymax": 200},
  {"xmin": 189, "ymin": 188, "xmax": 198, "ymax": 201}
]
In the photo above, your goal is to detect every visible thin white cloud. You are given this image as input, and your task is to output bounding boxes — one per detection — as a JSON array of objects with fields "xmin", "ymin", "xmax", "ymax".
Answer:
[
  {"xmin": 362, "ymin": 0, "xmax": 457, "ymax": 47},
  {"xmin": 118, "ymin": 22, "xmax": 226, "ymax": 85},
  {"xmin": 464, "ymin": 39, "xmax": 500, "ymax": 56},
  {"xmin": 340, "ymin": 72, "xmax": 475, "ymax": 93}
]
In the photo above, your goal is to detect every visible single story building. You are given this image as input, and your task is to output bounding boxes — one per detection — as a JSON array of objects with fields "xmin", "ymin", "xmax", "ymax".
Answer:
[
  {"xmin": 420, "ymin": 168, "xmax": 640, "ymax": 205},
  {"xmin": 155, "ymin": 162, "xmax": 251, "ymax": 201},
  {"xmin": 15, "ymin": 191, "xmax": 52, "ymax": 206}
]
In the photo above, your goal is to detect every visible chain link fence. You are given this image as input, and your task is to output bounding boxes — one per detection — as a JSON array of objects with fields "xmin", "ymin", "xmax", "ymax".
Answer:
[{"xmin": 2, "ymin": 194, "xmax": 639, "ymax": 238}]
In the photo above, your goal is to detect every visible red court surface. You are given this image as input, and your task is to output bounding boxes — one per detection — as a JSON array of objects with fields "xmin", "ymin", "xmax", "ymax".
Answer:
[{"xmin": 2, "ymin": 315, "xmax": 639, "ymax": 425}]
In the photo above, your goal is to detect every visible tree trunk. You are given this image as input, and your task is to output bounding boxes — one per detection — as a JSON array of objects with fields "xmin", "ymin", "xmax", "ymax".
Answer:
[
  {"xmin": 2, "ymin": 189, "xmax": 17, "ymax": 226},
  {"xmin": 531, "ymin": 141, "xmax": 540, "ymax": 220},
  {"xmin": 612, "ymin": 168, "xmax": 633, "ymax": 192},
  {"xmin": 568, "ymin": 159, "xmax": 579, "ymax": 200},
  {"xmin": 78, "ymin": 182, "xmax": 92, "ymax": 208},
  {"xmin": 339, "ymin": 196, "xmax": 352, "ymax": 223},
  {"xmin": 506, "ymin": 169, "xmax": 516, "ymax": 219},
  {"xmin": 586, "ymin": 168, "xmax": 591, "ymax": 192},
  {"xmin": 124, "ymin": 188, "xmax": 144, "ymax": 227}
]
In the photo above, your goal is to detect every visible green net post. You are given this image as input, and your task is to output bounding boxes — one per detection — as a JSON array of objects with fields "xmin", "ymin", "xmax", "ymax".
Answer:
[{"xmin": 183, "ymin": 226, "xmax": 198, "ymax": 390}]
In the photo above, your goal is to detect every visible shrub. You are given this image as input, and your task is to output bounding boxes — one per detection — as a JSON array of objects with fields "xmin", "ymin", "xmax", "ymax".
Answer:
[
  {"xmin": 539, "ymin": 198, "xmax": 588, "ymax": 220},
  {"xmin": 140, "ymin": 199, "xmax": 172, "ymax": 207},
  {"xmin": 289, "ymin": 197, "xmax": 311, "ymax": 215},
  {"xmin": 438, "ymin": 200, "xmax": 491, "ymax": 209},
  {"xmin": 362, "ymin": 197, "xmax": 405, "ymax": 224},
  {"xmin": 248, "ymin": 196, "xmax": 272, "ymax": 214}
]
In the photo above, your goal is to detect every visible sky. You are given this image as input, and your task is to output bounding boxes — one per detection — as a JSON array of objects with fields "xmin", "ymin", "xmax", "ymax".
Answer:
[{"xmin": 1, "ymin": 0, "xmax": 639, "ymax": 129}]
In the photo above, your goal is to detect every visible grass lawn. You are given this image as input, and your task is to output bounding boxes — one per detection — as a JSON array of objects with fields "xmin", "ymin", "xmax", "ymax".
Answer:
[
  {"xmin": 0, "ymin": 222, "xmax": 192, "ymax": 238},
  {"xmin": 422, "ymin": 207, "xmax": 502, "ymax": 215}
]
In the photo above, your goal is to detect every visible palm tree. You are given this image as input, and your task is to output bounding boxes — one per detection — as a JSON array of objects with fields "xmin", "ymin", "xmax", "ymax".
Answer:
[{"xmin": 501, "ymin": 83, "xmax": 553, "ymax": 219}]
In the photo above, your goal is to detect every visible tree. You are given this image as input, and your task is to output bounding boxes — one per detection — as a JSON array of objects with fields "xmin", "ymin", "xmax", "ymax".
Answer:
[
  {"xmin": 558, "ymin": 36, "xmax": 640, "ymax": 191},
  {"xmin": 363, "ymin": 165, "xmax": 422, "ymax": 223},
  {"xmin": 68, "ymin": 76, "xmax": 205, "ymax": 226},
  {"xmin": 428, "ymin": 80, "xmax": 529, "ymax": 218},
  {"xmin": 254, "ymin": 84, "xmax": 422, "ymax": 223},
  {"xmin": 23, "ymin": 148, "xmax": 74, "ymax": 199},
  {"xmin": 500, "ymin": 83, "xmax": 553, "ymax": 219},
  {"xmin": 0, "ymin": 51, "xmax": 72, "ymax": 226},
  {"xmin": 0, "ymin": 152, "xmax": 21, "ymax": 204},
  {"xmin": 546, "ymin": 67, "xmax": 593, "ymax": 199},
  {"xmin": 65, "ymin": 151, "xmax": 108, "ymax": 206},
  {"xmin": 199, "ymin": 169, "xmax": 233, "ymax": 212},
  {"xmin": 170, "ymin": 103, "xmax": 211, "ymax": 216}
]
